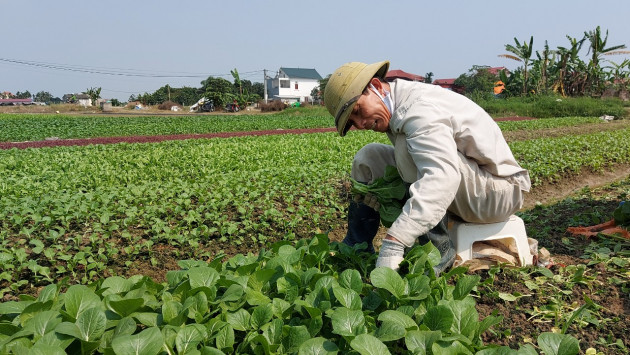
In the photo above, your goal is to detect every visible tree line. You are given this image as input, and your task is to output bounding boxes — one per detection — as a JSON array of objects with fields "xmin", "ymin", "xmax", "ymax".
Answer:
[
  {"xmin": 456, "ymin": 26, "xmax": 629, "ymax": 99},
  {"xmin": 3, "ymin": 70, "xmax": 265, "ymax": 109},
  {"xmin": 130, "ymin": 70, "xmax": 265, "ymax": 109},
  {"xmin": 3, "ymin": 91, "xmax": 62, "ymax": 103}
]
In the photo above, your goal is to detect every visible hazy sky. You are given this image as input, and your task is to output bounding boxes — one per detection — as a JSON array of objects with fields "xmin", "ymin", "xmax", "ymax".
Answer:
[{"xmin": 2, "ymin": 1, "xmax": 629, "ymax": 101}]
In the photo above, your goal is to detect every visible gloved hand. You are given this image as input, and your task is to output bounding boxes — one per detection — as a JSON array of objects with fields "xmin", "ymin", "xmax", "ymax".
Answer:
[
  {"xmin": 375, "ymin": 238, "xmax": 405, "ymax": 270},
  {"xmin": 353, "ymin": 192, "xmax": 380, "ymax": 211}
]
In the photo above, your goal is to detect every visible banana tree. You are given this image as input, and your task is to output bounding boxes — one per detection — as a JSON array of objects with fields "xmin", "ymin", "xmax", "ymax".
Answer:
[
  {"xmin": 550, "ymin": 36, "xmax": 585, "ymax": 97},
  {"xmin": 231, "ymin": 68, "xmax": 242, "ymax": 96},
  {"xmin": 584, "ymin": 26, "xmax": 628, "ymax": 69},
  {"xmin": 231, "ymin": 68, "xmax": 252, "ymax": 107},
  {"xmin": 583, "ymin": 26, "xmax": 629, "ymax": 95},
  {"xmin": 605, "ymin": 58, "xmax": 630, "ymax": 96},
  {"xmin": 532, "ymin": 40, "xmax": 555, "ymax": 94},
  {"xmin": 85, "ymin": 87, "xmax": 101, "ymax": 104},
  {"xmin": 499, "ymin": 36, "xmax": 534, "ymax": 94}
]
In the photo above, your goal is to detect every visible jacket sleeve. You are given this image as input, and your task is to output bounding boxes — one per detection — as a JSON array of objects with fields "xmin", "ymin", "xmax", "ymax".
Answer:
[{"xmin": 386, "ymin": 99, "xmax": 460, "ymax": 247}]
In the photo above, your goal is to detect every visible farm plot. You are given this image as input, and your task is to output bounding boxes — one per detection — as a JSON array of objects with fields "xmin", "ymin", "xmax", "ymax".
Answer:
[
  {"xmin": 0, "ymin": 133, "xmax": 383, "ymax": 288},
  {"xmin": 0, "ymin": 116, "xmax": 629, "ymax": 353},
  {"xmin": 1, "ymin": 123, "xmax": 629, "ymax": 290},
  {"xmin": 0, "ymin": 111, "xmax": 333, "ymax": 142}
]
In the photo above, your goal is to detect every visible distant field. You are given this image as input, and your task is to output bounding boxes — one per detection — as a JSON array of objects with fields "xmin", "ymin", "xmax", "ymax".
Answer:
[
  {"xmin": 0, "ymin": 110, "xmax": 607, "ymax": 143},
  {"xmin": 0, "ymin": 110, "xmax": 332, "ymax": 142}
]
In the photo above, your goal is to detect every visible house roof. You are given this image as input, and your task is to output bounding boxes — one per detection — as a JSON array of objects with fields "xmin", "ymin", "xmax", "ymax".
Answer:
[
  {"xmin": 433, "ymin": 79, "xmax": 456, "ymax": 85},
  {"xmin": 280, "ymin": 68, "xmax": 322, "ymax": 80},
  {"xmin": 487, "ymin": 67, "xmax": 509, "ymax": 75},
  {"xmin": 385, "ymin": 69, "xmax": 424, "ymax": 82},
  {"xmin": 0, "ymin": 98, "xmax": 32, "ymax": 104}
]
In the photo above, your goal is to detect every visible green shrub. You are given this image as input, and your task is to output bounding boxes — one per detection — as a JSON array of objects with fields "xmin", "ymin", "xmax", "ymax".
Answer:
[
  {"xmin": 259, "ymin": 100, "xmax": 287, "ymax": 112},
  {"xmin": 475, "ymin": 95, "xmax": 627, "ymax": 119}
]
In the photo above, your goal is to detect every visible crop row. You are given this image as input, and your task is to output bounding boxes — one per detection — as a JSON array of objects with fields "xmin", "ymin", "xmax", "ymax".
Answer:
[
  {"xmin": 511, "ymin": 127, "xmax": 630, "ymax": 185},
  {"xmin": 0, "ymin": 112, "xmax": 605, "ymax": 143},
  {"xmin": 1, "ymin": 126, "xmax": 630, "ymax": 295}
]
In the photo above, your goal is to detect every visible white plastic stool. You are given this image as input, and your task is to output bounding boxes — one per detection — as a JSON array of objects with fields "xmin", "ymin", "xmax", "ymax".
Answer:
[{"xmin": 449, "ymin": 215, "xmax": 533, "ymax": 267}]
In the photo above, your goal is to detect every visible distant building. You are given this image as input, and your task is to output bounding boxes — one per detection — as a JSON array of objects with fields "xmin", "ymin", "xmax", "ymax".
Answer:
[
  {"xmin": 487, "ymin": 66, "xmax": 509, "ymax": 76},
  {"xmin": 266, "ymin": 67, "xmax": 322, "ymax": 103},
  {"xmin": 0, "ymin": 98, "xmax": 33, "ymax": 106},
  {"xmin": 433, "ymin": 79, "xmax": 465, "ymax": 94},
  {"xmin": 385, "ymin": 69, "xmax": 425, "ymax": 82}
]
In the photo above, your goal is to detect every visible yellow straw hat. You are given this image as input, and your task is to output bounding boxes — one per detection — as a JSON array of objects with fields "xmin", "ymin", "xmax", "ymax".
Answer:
[{"xmin": 324, "ymin": 60, "xmax": 389, "ymax": 136}]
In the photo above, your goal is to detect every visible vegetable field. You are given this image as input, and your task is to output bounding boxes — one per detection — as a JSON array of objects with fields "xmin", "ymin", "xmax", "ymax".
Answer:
[{"xmin": 0, "ymin": 112, "xmax": 629, "ymax": 354}]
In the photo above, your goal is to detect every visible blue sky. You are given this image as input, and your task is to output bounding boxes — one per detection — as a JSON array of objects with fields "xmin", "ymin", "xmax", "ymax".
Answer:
[{"xmin": 2, "ymin": 0, "xmax": 629, "ymax": 101}]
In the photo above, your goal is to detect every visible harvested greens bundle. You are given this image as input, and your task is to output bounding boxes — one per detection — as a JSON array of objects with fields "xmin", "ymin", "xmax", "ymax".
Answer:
[{"xmin": 351, "ymin": 165, "xmax": 408, "ymax": 227}]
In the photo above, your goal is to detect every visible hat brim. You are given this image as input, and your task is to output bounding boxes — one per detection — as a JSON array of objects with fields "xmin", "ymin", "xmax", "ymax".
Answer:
[{"xmin": 335, "ymin": 61, "xmax": 389, "ymax": 136}]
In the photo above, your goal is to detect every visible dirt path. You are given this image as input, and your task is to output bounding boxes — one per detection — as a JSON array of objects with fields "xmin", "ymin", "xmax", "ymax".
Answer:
[
  {"xmin": 522, "ymin": 164, "xmax": 630, "ymax": 209},
  {"xmin": 0, "ymin": 117, "xmax": 530, "ymax": 150},
  {"xmin": 4, "ymin": 116, "xmax": 627, "ymax": 150}
]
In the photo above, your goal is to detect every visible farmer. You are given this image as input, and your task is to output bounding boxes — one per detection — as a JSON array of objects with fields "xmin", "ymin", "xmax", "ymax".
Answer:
[{"xmin": 324, "ymin": 60, "xmax": 531, "ymax": 273}]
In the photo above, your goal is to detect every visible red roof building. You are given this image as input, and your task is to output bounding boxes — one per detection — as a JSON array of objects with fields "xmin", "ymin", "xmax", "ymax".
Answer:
[
  {"xmin": 0, "ymin": 98, "xmax": 33, "ymax": 106},
  {"xmin": 432, "ymin": 79, "xmax": 465, "ymax": 94},
  {"xmin": 385, "ymin": 69, "xmax": 425, "ymax": 82},
  {"xmin": 487, "ymin": 66, "xmax": 509, "ymax": 76}
]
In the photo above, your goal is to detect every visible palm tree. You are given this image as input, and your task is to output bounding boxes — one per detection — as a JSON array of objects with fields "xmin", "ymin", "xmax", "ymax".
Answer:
[
  {"xmin": 424, "ymin": 72, "xmax": 434, "ymax": 84},
  {"xmin": 499, "ymin": 36, "xmax": 534, "ymax": 94}
]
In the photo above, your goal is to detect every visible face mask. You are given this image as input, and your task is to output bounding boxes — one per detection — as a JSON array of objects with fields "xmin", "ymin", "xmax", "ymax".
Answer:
[{"xmin": 369, "ymin": 83, "xmax": 393, "ymax": 115}]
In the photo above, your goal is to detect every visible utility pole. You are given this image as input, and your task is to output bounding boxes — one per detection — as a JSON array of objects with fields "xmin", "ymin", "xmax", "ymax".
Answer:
[{"xmin": 263, "ymin": 69, "xmax": 268, "ymax": 103}]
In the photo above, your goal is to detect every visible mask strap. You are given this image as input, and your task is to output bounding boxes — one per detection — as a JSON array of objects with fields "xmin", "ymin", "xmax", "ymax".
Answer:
[
  {"xmin": 369, "ymin": 84, "xmax": 386, "ymax": 101},
  {"xmin": 369, "ymin": 83, "xmax": 393, "ymax": 115}
]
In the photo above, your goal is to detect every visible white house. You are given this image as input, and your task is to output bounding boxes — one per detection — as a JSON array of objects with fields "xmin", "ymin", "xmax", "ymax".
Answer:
[
  {"xmin": 266, "ymin": 67, "xmax": 322, "ymax": 103},
  {"xmin": 63, "ymin": 93, "xmax": 92, "ymax": 107}
]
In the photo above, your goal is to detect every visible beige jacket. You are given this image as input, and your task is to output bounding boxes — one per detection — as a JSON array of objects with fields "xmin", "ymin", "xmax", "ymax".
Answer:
[{"xmin": 385, "ymin": 80, "xmax": 531, "ymax": 241}]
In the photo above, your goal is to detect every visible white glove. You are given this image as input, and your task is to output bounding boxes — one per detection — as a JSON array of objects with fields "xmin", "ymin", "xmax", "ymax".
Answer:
[
  {"xmin": 353, "ymin": 193, "xmax": 380, "ymax": 211},
  {"xmin": 376, "ymin": 239, "xmax": 405, "ymax": 270}
]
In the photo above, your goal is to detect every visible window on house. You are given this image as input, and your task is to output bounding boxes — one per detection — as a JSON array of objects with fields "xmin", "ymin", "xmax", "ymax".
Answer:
[
  {"xmin": 280, "ymin": 80, "xmax": 289, "ymax": 88},
  {"xmin": 295, "ymin": 82, "xmax": 298, "ymax": 89}
]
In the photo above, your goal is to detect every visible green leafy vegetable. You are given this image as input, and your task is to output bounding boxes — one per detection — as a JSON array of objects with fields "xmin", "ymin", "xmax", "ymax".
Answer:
[{"xmin": 351, "ymin": 165, "xmax": 408, "ymax": 227}]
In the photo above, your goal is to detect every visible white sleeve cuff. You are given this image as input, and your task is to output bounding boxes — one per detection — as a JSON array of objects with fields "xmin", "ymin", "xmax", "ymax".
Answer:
[{"xmin": 387, "ymin": 214, "xmax": 428, "ymax": 247}]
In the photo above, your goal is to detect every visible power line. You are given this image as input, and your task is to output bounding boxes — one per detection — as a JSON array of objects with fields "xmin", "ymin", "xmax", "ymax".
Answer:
[{"xmin": 0, "ymin": 57, "xmax": 264, "ymax": 79}]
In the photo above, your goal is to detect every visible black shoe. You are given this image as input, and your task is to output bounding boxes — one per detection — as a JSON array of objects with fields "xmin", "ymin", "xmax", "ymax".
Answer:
[{"xmin": 342, "ymin": 200, "xmax": 380, "ymax": 253}]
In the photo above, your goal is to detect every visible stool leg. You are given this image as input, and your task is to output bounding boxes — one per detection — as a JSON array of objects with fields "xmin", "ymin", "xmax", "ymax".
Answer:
[{"xmin": 417, "ymin": 214, "xmax": 456, "ymax": 276}]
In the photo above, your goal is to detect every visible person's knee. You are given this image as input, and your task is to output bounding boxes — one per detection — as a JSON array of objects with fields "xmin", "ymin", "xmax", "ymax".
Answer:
[{"xmin": 351, "ymin": 143, "xmax": 394, "ymax": 182}]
